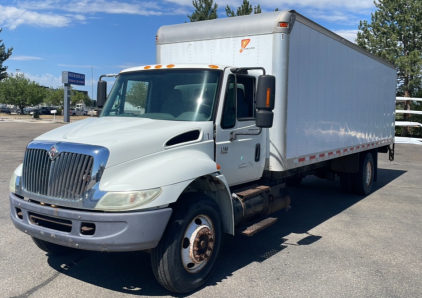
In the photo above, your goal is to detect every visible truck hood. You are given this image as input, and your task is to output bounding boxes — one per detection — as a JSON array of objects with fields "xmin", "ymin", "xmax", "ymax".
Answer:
[{"xmin": 35, "ymin": 117, "xmax": 214, "ymax": 167}]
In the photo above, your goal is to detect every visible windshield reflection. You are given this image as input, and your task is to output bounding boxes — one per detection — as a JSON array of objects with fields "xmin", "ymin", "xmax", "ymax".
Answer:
[{"xmin": 101, "ymin": 69, "xmax": 222, "ymax": 121}]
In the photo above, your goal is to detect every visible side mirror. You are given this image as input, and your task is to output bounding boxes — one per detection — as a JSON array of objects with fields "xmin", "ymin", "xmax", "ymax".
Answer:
[
  {"xmin": 97, "ymin": 80, "xmax": 107, "ymax": 108},
  {"xmin": 255, "ymin": 75, "xmax": 275, "ymax": 128}
]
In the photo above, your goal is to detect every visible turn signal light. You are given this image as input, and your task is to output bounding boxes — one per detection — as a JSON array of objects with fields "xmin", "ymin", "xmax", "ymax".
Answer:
[{"xmin": 216, "ymin": 164, "xmax": 221, "ymax": 170}]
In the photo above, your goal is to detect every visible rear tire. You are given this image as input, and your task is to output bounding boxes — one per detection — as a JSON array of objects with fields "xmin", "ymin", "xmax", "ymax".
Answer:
[
  {"xmin": 353, "ymin": 152, "xmax": 374, "ymax": 195},
  {"xmin": 32, "ymin": 237, "xmax": 77, "ymax": 255},
  {"xmin": 151, "ymin": 194, "xmax": 222, "ymax": 294}
]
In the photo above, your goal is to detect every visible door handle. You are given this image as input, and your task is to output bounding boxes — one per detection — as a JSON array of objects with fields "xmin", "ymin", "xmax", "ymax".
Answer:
[{"xmin": 255, "ymin": 144, "xmax": 261, "ymax": 162}]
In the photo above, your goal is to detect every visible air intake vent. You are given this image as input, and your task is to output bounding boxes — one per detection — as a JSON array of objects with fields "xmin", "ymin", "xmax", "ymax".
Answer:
[{"xmin": 165, "ymin": 130, "xmax": 201, "ymax": 147}]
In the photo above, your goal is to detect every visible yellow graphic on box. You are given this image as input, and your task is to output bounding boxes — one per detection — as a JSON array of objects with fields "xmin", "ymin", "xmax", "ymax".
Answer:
[{"xmin": 239, "ymin": 39, "xmax": 251, "ymax": 53}]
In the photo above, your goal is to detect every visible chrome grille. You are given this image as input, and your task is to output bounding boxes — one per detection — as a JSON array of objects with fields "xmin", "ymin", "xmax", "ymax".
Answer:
[{"xmin": 23, "ymin": 149, "xmax": 94, "ymax": 200}]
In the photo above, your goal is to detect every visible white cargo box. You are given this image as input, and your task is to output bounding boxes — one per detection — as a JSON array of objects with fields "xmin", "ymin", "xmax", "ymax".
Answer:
[{"xmin": 157, "ymin": 10, "xmax": 396, "ymax": 172}]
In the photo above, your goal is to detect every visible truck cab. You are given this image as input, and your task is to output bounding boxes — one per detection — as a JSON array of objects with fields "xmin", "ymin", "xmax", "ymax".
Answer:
[{"xmin": 10, "ymin": 63, "xmax": 278, "ymax": 294}]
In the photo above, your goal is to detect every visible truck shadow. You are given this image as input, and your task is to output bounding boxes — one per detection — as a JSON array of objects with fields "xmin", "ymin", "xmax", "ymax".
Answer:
[{"xmin": 46, "ymin": 168, "xmax": 405, "ymax": 297}]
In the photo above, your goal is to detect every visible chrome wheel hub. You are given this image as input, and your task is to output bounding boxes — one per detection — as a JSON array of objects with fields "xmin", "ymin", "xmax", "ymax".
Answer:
[{"xmin": 181, "ymin": 215, "xmax": 215, "ymax": 273}]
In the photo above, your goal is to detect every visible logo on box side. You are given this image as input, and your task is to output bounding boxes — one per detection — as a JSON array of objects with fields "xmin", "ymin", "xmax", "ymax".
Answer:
[{"xmin": 239, "ymin": 39, "xmax": 251, "ymax": 53}]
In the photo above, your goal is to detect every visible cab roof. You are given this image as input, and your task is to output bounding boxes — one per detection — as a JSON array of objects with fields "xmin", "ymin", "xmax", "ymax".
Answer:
[{"xmin": 119, "ymin": 63, "xmax": 227, "ymax": 74}]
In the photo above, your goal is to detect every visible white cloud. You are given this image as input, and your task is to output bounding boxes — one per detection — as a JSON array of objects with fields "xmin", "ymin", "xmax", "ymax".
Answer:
[
  {"xmin": 333, "ymin": 29, "xmax": 358, "ymax": 43},
  {"xmin": 0, "ymin": 1, "xmax": 169, "ymax": 29},
  {"xmin": 0, "ymin": 5, "xmax": 72, "ymax": 29},
  {"xmin": 306, "ymin": 10, "xmax": 360, "ymax": 25},
  {"xmin": 17, "ymin": 0, "xmax": 165, "ymax": 16},
  {"xmin": 9, "ymin": 56, "xmax": 43, "ymax": 61},
  {"xmin": 1, "ymin": 0, "xmax": 375, "ymax": 30},
  {"xmin": 250, "ymin": 0, "xmax": 374, "ymax": 12},
  {"xmin": 25, "ymin": 73, "xmax": 63, "ymax": 88},
  {"xmin": 164, "ymin": 0, "xmax": 374, "ymax": 11}
]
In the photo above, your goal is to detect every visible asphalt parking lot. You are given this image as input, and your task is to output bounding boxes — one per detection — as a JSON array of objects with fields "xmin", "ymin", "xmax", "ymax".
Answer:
[{"xmin": 1, "ymin": 122, "xmax": 421, "ymax": 298}]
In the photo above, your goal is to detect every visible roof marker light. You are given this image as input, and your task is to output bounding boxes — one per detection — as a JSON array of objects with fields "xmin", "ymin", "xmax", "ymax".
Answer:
[
  {"xmin": 144, "ymin": 66, "xmax": 151, "ymax": 69},
  {"xmin": 155, "ymin": 65, "xmax": 162, "ymax": 69},
  {"xmin": 167, "ymin": 64, "xmax": 175, "ymax": 68},
  {"xmin": 209, "ymin": 65, "xmax": 219, "ymax": 69}
]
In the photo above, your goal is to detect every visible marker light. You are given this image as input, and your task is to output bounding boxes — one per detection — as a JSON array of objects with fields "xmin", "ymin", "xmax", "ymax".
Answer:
[
  {"xmin": 278, "ymin": 22, "xmax": 289, "ymax": 28},
  {"xmin": 266, "ymin": 88, "xmax": 271, "ymax": 108}
]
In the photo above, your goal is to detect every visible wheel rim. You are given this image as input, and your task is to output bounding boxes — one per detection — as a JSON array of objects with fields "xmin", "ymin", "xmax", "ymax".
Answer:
[
  {"xmin": 181, "ymin": 214, "xmax": 215, "ymax": 273},
  {"xmin": 365, "ymin": 161, "xmax": 372, "ymax": 186}
]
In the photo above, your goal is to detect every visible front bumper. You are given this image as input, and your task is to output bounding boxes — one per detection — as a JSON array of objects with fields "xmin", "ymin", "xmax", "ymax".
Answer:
[{"xmin": 10, "ymin": 192, "xmax": 172, "ymax": 252}]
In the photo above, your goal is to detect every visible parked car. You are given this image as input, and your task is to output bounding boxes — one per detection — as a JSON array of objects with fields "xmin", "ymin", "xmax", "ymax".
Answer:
[
  {"xmin": 0, "ymin": 107, "xmax": 11, "ymax": 114},
  {"xmin": 10, "ymin": 108, "xmax": 21, "ymax": 115},
  {"xmin": 37, "ymin": 107, "xmax": 55, "ymax": 115},
  {"xmin": 88, "ymin": 109, "xmax": 98, "ymax": 116},
  {"xmin": 23, "ymin": 108, "xmax": 35, "ymax": 115},
  {"xmin": 69, "ymin": 108, "xmax": 85, "ymax": 116}
]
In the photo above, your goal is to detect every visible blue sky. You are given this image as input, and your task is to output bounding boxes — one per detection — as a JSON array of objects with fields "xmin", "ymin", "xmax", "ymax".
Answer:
[{"xmin": 0, "ymin": 0, "xmax": 376, "ymax": 99}]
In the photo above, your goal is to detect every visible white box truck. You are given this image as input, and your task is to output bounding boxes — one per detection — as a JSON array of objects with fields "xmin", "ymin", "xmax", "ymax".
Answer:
[{"xmin": 9, "ymin": 10, "xmax": 396, "ymax": 293}]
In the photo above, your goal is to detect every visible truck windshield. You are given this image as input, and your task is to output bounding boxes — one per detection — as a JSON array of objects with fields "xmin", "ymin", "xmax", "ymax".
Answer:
[{"xmin": 101, "ymin": 69, "xmax": 222, "ymax": 121}]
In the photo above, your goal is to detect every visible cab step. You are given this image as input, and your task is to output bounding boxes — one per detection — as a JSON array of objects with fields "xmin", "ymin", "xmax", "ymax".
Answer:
[{"xmin": 237, "ymin": 217, "xmax": 278, "ymax": 236}]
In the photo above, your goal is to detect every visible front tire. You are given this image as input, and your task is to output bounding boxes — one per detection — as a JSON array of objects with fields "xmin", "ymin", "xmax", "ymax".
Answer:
[
  {"xmin": 151, "ymin": 194, "xmax": 222, "ymax": 294},
  {"xmin": 32, "ymin": 237, "xmax": 77, "ymax": 255}
]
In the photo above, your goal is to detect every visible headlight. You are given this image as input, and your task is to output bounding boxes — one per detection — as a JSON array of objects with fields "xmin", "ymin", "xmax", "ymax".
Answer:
[
  {"xmin": 9, "ymin": 172, "xmax": 17, "ymax": 194},
  {"xmin": 95, "ymin": 188, "xmax": 162, "ymax": 211}
]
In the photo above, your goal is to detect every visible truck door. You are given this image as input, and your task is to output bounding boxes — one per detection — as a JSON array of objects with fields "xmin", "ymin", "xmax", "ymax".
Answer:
[{"xmin": 215, "ymin": 73, "xmax": 265, "ymax": 186}]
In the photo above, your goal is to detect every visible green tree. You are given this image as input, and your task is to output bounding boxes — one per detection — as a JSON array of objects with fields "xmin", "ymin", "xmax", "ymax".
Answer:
[
  {"xmin": 0, "ymin": 28, "xmax": 13, "ymax": 81},
  {"xmin": 71, "ymin": 90, "xmax": 91, "ymax": 107},
  {"xmin": 226, "ymin": 0, "xmax": 252, "ymax": 17},
  {"xmin": 356, "ymin": 0, "xmax": 422, "ymax": 136},
  {"xmin": 126, "ymin": 81, "xmax": 148, "ymax": 109},
  {"xmin": 44, "ymin": 87, "xmax": 64, "ymax": 107},
  {"xmin": 226, "ymin": 0, "xmax": 263, "ymax": 17},
  {"xmin": 0, "ymin": 73, "xmax": 46, "ymax": 114},
  {"xmin": 188, "ymin": 0, "xmax": 218, "ymax": 22}
]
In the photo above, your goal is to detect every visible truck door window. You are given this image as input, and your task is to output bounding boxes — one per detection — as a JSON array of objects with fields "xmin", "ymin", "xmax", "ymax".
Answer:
[
  {"xmin": 108, "ymin": 83, "xmax": 125, "ymax": 116},
  {"xmin": 221, "ymin": 75, "xmax": 236, "ymax": 129},
  {"xmin": 236, "ymin": 75, "xmax": 255, "ymax": 120}
]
